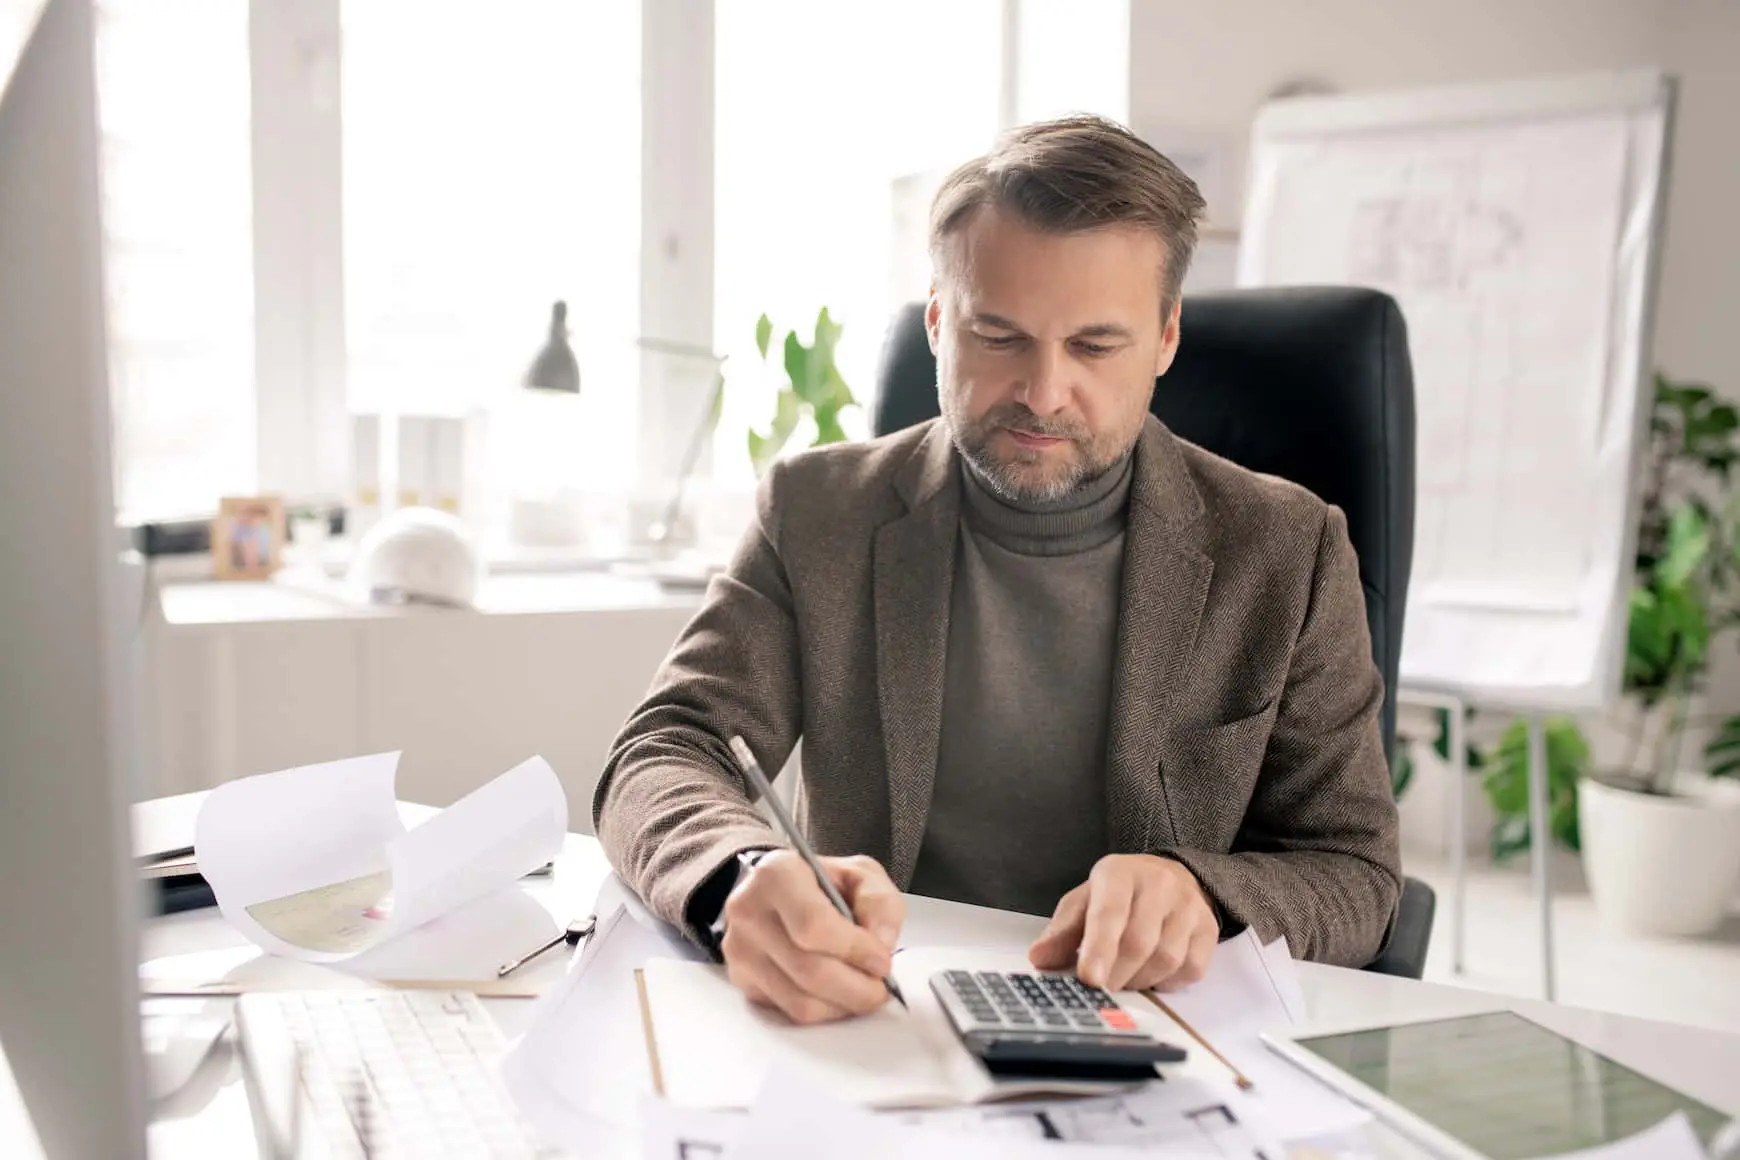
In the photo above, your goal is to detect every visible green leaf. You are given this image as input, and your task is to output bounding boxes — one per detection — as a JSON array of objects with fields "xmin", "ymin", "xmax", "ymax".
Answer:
[
  {"xmin": 754, "ymin": 314, "xmax": 774, "ymax": 360},
  {"xmin": 785, "ymin": 331, "xmax": 820, "ymax": 405},
  {"xmin": 812, "ymin": 406, "xmax": 848, "ymax": 446},
  {"xmin": 1391, "ymin": 748, "xmax": 1414, "ymax": 799},
  {"xmin": 1658, "ymin": 382, "xmax": 1711, "ymax": 410},
  {"xmin": 1705, "ymin": 715, "xmax": 1740, "ymax": 780},
  {"xmin": 1479, "ymin": 717, "xmax": 1588, "ymax": 857},
  {"xmin": 1655, "ymin": 504, "xmax": 1711, "ymax": 587},
  {"xmin": 813, "ymin": 306, "xmax": 843, "ymax": 355},
  {"xmin": 1699, "ymin": 402, "xmax": 1738, "ymax": 433},
  {"xmin": 771, "ymin": 388, "xmax": 801, "ymax": 439},
  {"xmin": 1490, "ymin": 814, "xmax": 1532, "ymax": 862},
  {"xmin": 823, "ymin": 365, "xmax": 856, "ymax": 410}
]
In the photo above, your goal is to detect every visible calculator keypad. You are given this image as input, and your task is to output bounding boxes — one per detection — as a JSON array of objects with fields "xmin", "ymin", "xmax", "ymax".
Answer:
[{"xmin": 938, "ymin": 970, "xmax": 1146, "ymax": 1037}]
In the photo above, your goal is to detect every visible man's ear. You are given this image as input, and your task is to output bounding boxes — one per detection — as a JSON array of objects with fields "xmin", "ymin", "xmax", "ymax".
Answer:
[
  {"xmin": 1154, "ymin": 298, "xmax": 1182, "ymax": 377},
  {"xmin": 925, "ymin": 288, "xmax": 943, "ymax": 355}
]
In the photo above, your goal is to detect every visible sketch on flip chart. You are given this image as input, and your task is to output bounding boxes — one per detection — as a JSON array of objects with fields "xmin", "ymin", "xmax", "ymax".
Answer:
[
  {"xmin": 1241, "ymin": 81, "xmax": 1668, "ymax": 705},
  {"xmin": 1257, "ymin": 117, "xmax": 1627, "ymax": 608}
]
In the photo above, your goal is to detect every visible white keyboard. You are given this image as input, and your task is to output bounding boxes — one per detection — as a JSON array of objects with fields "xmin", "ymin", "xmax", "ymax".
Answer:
[{"xmin": 235, "ymin": 990, "xmax": 545, "ymax": 1159}]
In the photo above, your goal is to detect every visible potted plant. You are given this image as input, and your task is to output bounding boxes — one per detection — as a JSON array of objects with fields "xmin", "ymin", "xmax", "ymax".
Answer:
[
  {"xmin": 1471, "ymin": 375, "xmax": 1740, "ymax": 934},
  {"xmin": 747, "ymin": 307, "xmax": 860, "ymax": 477},
  {"xmin": 1572, "ymin": 373, "xmax": 1740, "ymax": 936}
]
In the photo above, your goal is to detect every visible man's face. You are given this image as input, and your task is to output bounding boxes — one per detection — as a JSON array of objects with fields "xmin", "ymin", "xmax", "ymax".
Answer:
[{"xmin": 928, "ymin": 207, "xmax": 1180, "ymax": 504}]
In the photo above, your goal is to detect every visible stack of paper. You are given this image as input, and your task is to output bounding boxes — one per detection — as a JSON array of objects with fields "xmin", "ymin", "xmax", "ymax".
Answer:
[
  {"xmin": 638, "ymin": 945, "xmax": 1223, "ymax": 1110},
  {"xmin": 504, "ymin": 898, "xmax": 1727, "ymax": 1160},
  {"xmin": 195, "ymin": 751, "xmax": 568, "ymax": 963},
  {"xmin": 501, "ymin": 897, "xmax": 1372, "ymax": 1157}
]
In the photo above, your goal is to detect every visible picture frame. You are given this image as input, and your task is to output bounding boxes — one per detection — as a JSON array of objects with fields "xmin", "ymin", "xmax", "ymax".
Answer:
[{"xmin": 212, "ymin": 495, "xmax": 285, "ymax": 581}]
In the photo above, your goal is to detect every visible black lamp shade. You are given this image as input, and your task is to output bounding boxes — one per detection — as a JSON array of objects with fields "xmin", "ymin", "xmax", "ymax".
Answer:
[{"xmin": 525, "ymin": 300, "xmax": 580, "ymax": 394}]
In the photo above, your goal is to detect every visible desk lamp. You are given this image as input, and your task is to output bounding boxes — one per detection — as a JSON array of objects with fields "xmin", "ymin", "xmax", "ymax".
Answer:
[
  {"xmin": 499, "ymin": 301, "xmax": 584, "ymax": 547},
  {"xmin": 525, "ymin": 300, "xmax": 580, "ymax": 394}
]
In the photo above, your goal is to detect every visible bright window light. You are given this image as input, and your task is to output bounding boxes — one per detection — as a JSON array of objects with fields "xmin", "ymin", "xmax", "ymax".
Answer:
[
  {"xmin": 95, "ymin": 0, "xmax": 255, "ymax": 523},
  {"xmin": 341, "ymin": 0, "xmax": 642, "ymax": 494}
]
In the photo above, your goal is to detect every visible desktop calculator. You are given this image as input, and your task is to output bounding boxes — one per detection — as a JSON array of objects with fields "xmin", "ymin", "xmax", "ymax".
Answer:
[{"xmin": 931, "ymin": 970, "xmax": 1188, "ymax": 1080}]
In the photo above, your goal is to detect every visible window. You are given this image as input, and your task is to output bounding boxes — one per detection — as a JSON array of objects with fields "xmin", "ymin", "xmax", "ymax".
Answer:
[
  {"xmin": 341, "ymin": 0, "xmax": 642, "ymax": 498},
  {"xmin": 712, "ymin": 0, "xmax": 1004, "ymax": 485},
  {"xmin": 92, "ymin": 0, "xmax": 1039, "ymax": 540},
  {"xmin": 95, "ymin": 0, "xmax": 255, "ymax": 523}
]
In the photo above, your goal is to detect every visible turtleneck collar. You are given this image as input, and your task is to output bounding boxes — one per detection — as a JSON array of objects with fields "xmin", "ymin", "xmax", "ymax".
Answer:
[{"xmin": 958, "ymin": 448, "xmax": 1134, "ymax": 557}]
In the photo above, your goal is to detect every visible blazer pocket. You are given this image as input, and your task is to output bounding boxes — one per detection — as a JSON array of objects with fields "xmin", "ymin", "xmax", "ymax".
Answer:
[
  {"xmin": 1159, "ymin": 702, "xmax": 1279, "ymax": 847},
  {"xmin": 1188, "ymin": 699, "xmax": 1277, "ymax": 762}
]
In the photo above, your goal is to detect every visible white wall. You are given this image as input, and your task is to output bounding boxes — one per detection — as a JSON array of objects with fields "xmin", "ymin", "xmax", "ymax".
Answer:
[{"xmin": 1129, "ymin": 0, "xmax": 1740, "ymax": 710}]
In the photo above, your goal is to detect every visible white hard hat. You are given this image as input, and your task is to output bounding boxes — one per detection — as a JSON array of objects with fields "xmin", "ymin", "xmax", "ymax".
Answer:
[{"xmin": 348, "ymin": 507, "xmax": 484, "ymax": 609}]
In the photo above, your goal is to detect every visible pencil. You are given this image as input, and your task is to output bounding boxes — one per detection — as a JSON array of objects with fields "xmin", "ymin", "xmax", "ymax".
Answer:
[
  {"xmin": 1145, "ymin": 992, "xmax": 1255, "ymax": 1091},
  {"xmin": 726, "ymin": 734, "xmax": 908, "ymax": 1009}
]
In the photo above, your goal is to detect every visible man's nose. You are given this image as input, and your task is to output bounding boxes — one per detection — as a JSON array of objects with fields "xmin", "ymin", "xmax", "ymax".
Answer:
[{"xmin": 1017, "ymin": 344, "xmax": 1070, "ymax": 417}]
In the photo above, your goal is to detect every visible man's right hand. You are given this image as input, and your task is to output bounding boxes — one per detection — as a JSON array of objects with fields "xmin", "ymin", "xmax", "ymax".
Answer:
[{"xmin": 719, "ymin": 851, "xmax": 904, "ymax": 1025}]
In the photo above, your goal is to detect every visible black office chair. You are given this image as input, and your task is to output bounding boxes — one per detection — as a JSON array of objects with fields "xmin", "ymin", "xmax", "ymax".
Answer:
[{"xmin": 872, "ymin": 286, "xmax": 1434, "ymax": 978}]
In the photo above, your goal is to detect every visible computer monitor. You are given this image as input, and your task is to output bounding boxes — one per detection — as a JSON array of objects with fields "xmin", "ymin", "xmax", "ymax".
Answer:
[{"xmin": 0, "ymin": 0, "xmax": 150, "ymax": 1155}]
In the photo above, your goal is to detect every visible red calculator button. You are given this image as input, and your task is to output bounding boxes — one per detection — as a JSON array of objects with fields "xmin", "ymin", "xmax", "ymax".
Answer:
[{"xmin": 1100, "ymin": 1009, "xmax": 1136, "ymax": 1030}]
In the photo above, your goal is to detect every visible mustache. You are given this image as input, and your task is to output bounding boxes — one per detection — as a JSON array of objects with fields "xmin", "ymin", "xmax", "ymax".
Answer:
[{"xmin": 984, "ymin": 406, "xmax": 1083, "ymax": 440}]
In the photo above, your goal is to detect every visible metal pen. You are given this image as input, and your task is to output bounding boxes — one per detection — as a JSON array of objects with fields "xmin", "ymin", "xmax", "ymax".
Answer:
[{"xmin": 726, "ymin": 734, "xmax": 907, "ymax": 1009}]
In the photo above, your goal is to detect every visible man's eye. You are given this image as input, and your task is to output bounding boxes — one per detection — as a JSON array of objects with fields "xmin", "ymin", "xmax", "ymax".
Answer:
[
  {"xmin": 978, "ymin": 334, "xmax": 1021, "ymax": 349},
  {"xmin": 1076, "ymin": 342, "xmax": 1115, "ymax": 357}
]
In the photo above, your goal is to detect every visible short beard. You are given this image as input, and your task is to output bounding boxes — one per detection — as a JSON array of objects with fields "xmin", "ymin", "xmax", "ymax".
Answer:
[{"xmin": 946, "ymin": 401, "xmax": 1120, "ymax": 506}]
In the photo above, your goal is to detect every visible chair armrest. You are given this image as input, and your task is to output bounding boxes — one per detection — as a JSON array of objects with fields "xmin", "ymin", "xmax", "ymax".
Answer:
[{"xmin": 1363, "ymin": 876, "xmax": 1436, "ymax": 979}]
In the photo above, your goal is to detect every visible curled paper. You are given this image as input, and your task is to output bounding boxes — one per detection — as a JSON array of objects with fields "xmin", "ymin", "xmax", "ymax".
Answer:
[{"xmin": 194, "ymin": 752, "xmax": 567, "ymax": 962}]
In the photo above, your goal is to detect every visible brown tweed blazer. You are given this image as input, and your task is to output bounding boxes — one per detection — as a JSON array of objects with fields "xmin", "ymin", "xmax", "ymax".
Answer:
[{"xmin": 594, "ymin": 416, "xmax": 1402, "ymax": 967}]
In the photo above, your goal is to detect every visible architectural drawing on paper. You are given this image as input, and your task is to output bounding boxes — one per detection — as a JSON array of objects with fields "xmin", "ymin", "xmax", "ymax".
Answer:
[
  {"xmin": 898, "ymin": 1089, "xmax": 1274, "ymax": 1157},
  {"xmin": 1240, "ymin": 72, "xmax": 1673, "ymax": 705}
]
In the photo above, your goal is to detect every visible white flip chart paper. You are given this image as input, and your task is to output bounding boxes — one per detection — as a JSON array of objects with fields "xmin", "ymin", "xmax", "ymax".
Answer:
[{"xmin": 1239, "ymin": 73, "xmax": 1673, "ymax": 709}]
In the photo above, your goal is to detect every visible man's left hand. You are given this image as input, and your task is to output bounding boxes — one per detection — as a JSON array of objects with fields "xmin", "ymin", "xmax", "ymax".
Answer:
[{"xmin": 1028, "ymin": 855, "xmax": 1218, "ymax": 992}]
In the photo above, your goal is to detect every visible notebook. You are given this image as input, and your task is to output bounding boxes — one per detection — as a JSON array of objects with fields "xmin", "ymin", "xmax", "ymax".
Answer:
[{"xmin": 636, "ymin": 946, "xmax": 1215, "ymax": 1110}]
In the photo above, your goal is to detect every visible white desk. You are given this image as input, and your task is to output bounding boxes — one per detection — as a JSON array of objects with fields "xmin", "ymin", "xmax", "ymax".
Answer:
[{"xmin": 36, "ymin": 804, "xmax": 1740, "ymax": 1157}]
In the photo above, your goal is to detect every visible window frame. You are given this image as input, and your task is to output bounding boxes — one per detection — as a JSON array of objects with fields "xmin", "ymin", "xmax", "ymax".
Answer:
[
  {"xmin": 234, "ymin": 0, "xmax": 715, "ymax": 528},
  {"xmin": 120, "ymin": 0, "xmax": 1075, "ymax": 532}
]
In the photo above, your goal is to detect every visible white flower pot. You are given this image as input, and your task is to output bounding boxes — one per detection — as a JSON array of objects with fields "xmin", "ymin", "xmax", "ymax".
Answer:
[{"xmin": 1578, "ymin": 773, "xmax": 1740, "ymax": 937}]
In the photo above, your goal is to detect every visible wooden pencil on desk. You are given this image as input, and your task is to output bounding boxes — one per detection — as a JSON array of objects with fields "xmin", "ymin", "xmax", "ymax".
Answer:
[{"xmin": 1144, "ymin": 992, "xmax": 1255, "ymax": 1091}]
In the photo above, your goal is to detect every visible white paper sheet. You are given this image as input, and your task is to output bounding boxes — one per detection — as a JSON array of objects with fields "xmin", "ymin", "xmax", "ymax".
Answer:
[
  {"xmin": 641, "ymin": 958, "xmax": 954, "ymax": 1111},
  {"xmin": 499, "ymin": 896, "xmax": 708, "ymax": 1150},
  {"xmin": 195, "ymin": 752, "xmax": 567, "ymax": 962},
  {"xmin": 732, "ymin": 1065, "xmax": 1225, "ymax": 1160},
  {"xmin": 1261, "ymin": 936, "xmax": 1309, "ymax": 1024},
  {"xmin": 895, "ymin": 1077, "xmax": 1286, "ymax": 1156},
  {"xmin": 1159, "ymin": 931, "xmax": 1371, "ymax": 1143},
  {"xmin": 637, "ymin": 1095, "xmax": 741, "ymax": 1160}
]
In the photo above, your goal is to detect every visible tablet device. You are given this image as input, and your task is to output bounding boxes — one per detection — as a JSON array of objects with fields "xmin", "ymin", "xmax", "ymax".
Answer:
[{"xmin": 1262, "ymin": 1009, "xmax": 1733, "ymax": 1160}]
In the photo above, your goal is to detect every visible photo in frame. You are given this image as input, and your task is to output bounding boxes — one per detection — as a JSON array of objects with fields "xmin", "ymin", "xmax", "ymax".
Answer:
[{"xmin": 213, "ymin": 496, "xmax": 285, "ymax": 581}]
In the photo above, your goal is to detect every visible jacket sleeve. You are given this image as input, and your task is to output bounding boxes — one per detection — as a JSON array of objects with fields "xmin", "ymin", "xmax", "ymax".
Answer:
[
  {"xmin": 1156, "ymin": 505, "xmax": 1403, "ymax": 966},
  {"xmin": 590, "ymin": 464, "xmax": 800, "ymax": 942}
]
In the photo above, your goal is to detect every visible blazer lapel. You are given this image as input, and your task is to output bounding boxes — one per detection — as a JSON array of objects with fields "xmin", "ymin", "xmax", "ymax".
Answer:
[
  {"xmin": 874, "ymin": 425, "xmax": 961, "ymax": 886},
  {"xmin": 1105, "ymin": 419, "xmax": 1212, "ymax": 853}
]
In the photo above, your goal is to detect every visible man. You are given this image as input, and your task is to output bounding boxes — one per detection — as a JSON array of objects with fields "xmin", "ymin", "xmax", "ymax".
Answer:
[{"xmin": 595, "ymin": 114, "xmax": 1401, "ymax": 1027}]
